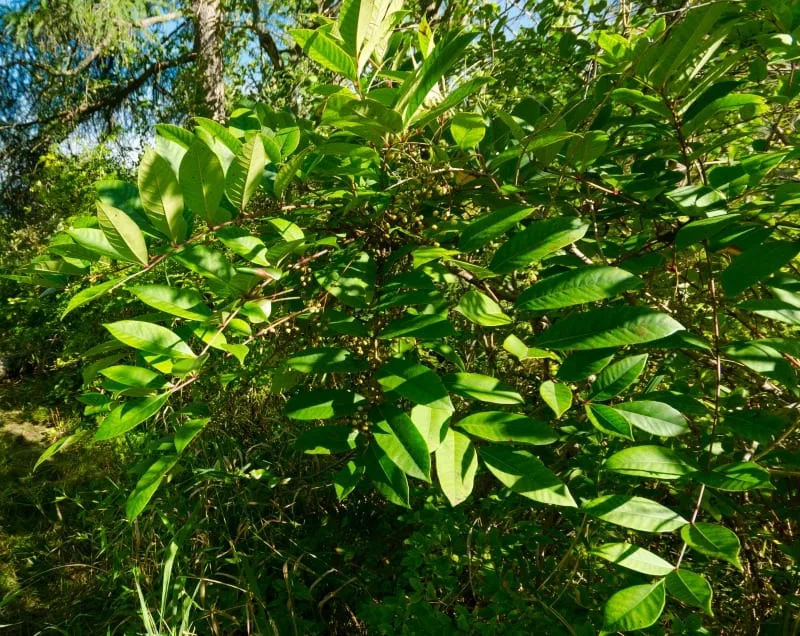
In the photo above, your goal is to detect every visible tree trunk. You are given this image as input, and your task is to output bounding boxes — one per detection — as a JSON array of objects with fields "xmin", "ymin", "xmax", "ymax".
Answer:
[{"xmin": 191, "ymin": 0, "xmax": 225, "ymax": 121}]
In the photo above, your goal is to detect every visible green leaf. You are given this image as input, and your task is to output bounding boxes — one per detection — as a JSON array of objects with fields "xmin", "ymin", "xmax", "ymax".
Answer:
[
  {"xmin": 155, "ymin": 124, "xmax": 193, "ymax": 174},
  {"xmin": 589, "ymin": 405, "xmax": 638, "ymax": 440},
  {"xmin": 410, "ymin": 76, "xmax": 491, "ymax": 128},
  {"xmin": 536, "ymin": 307, "xmax": 684, "ymax": 350},
  {"xmin": 338, "ymin": 0, "xmax": 403, "ymax": 75},
  {"xmin": 179, "ymin": 139, "xmax": 227, "ymax": 226},
  {"xmin": 481, "ymin": 446, "xmax": 576, "ymax": 507},
  {"xmin": 395, "ymin": 30, "xmax": 478, "ymax": 124},
  {"xmin": 582, "ymin": 495, "xmax": 688, "ymax": 532},
  {"xmin": 605, "ymin": 445, "xmax": 698, "ymax": 480},
  {"xmin": 97, "ymin": 201, "xmax": 148, "ymax": 266},
  {"xmin": 62, "ymin": 276, "xmax": 125, "ymax": 318},
  {"xmin": 436, "ymin": 428, "xmax": 477, "ymax": 506},
  {"xmin": 602, "ymin": 581, "xmax": 666, "ymax": 634},
  {"xmin": 539, "ymin": 381, "xmax": 572, "ymax": 418},
  {"xmin": 409, "ymin": 405, "xmax": 451, "ymax": 453},
  {"xmin": 459, "ymin": 205, "xmax": 534, "ymax": 252},
  {"xmin": 612, "ymin": 87, "xmax": 671, "ymax": 118},
  {"xmin": 315, "ymin": 250, "xmax": 376, "ymax": 309},
  {"xmin": 138, "ymin": 148, "xmax": 187, "ymax": 243},
  {"xmin": 379, "ymin": 311, "xmax": 455, "ymax": 339},
  {"xmin": 126, "ymin": 454, "xmax": 179, "ymax": 520},
  {"xmin": 444, "ymin": 373, "xmax": 524, "ymax": 405},
  {"xmin": 34, "ymin": 432, "xmax": 85, "ymax": 472},
  {"xmin": 681, "ymin": 523, "xmax": 743, "ymax": 571},
  {"xmin": 225, "ymin": 135, "xmax": 266, "ymax": 211},
  {"xmin": 722, "ymin": 341, "xmax": 796, "ymax": 387},
  {"xmin": 290, "ymin": 28, "xmax": 357, "ymax": 82},
  {"xmin": 333, "ymin": 460, "xmax": 364, "ymax": 501},
  {"xmin": 95, "ymin": 393, "xmax": 170, "ymax": 440},
  {"xmin": 341, "ymin": 99, "xmax": 403, "ymax": 134},
  {"xmin": 215, "ymin": 226, "xmax": 270, "ymax": 266},
  {"xmin": 130, "ymin": 285, "xmax": 213, "ymax": 321},
  {"xmin": 172, "ymin": 245, "xmax": 235, "ymax": 283},
  {"xmin": 490, "ymin": 217, "xmax": 589, "ymax": 274},
  {"xmin": 675, "ymin": 214, "xmax": 740, "ymax": 250},
  {"xmin": 666, "ymin": 570, "xmax": 713, "ymax": 616},
  {"xmin": 589, "ymin": 354, "xmax": 648, "ymax": 402},
  {"xmin": 451, "ymin": 112, "xmax": 486, "ymax": 150},
  {"xmin": 274, "ymin": 147, "xmax": 310, "ymax": 199},
  {"xmin": 371, "ymin": 405, "xmax": 431, "ymax": 482},
  {"xmin": 99, "ymin": 365, "xmax": 166, "ymax": 389},
  {"xmin": 295, "ymin": 426, "xmax": 359, "ymax": 454},
  {"xmin": 683, "ymin": 93, "xmax": 765, "ymax": 135},
  {"xmin": 695, "ymin": 462, "xmax": 773, "ymax": 491},
  {"xmin": 721, "ymin": 241, "xmax": 800, "ymax": 296},
  {"xmin": 283, "ymin": 390, "xmax": 366, "ymax": 420},
  {"xmin": 592, "ymin": 542, "xmax": 675, "ymax": 576},
  {"xmin": 287, "ymin": 347, "xmax": 367, "ymax": 374},
  {"xmin": 456, "ymin": 411, "xmax": 556, "ymax": 445},
  {"xmin": 610, "ymin": 401, "xmax": 689, "ymax": 437},
  {"xmin": 376, "ymin": 358, "xmax": 453, "ymax": 412},
  {"xmin": 105, "ymin": 320, "xmax": 196, "ymax": 359},
  {"xmin": 558, "ymin": 349, "xmax": 615, "ymax": 381},
  {"xmin": 502, "ymin": 334, "xmax": 559, "ymax": 362},
  {"xmin": 66, "ymin": 228, "xmax": 124, "ymax": 261},
  {"xmin": 456, "ymin": 290, "xmax": 512, "ymax": 327},
  {"xmin": 174, "ymin": 418, "xmax": 210, "ymax": 453},
  {"xmin": 516, "ymin": 266, "xmax": 642, "ymax": 310},
  {"xmin": 365, "ymin": 444, "xmax": 410, "ymax": 507}
]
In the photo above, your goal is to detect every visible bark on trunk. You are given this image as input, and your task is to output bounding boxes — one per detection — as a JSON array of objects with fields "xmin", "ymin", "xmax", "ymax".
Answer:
[{"xmin": 191, "ymin": 0, "xmax": 225, "ymax": 121}]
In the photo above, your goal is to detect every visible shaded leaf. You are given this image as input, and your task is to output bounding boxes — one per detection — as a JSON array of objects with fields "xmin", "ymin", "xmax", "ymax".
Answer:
[
  {"xmin": 283, "ymin": 390, "xmax": 366, "ymax": 420},
  {"xmin": 456, "ymin": 290, "xmax": 511, "ymax": 327},
  {"xmin": 365, "ymin": 444, "xmax": 410, "ymax": 507},
  {"xmin": 226, "ymin": 134, "xmax": 266, "ymax": 211},
  {"xmin": 457, "ymin": 411, "xmax": 556, "ymax": 445},
  {"xmin": 451, "ymin": 112, "xmax": 485, "ymax": 149},
  {"xmin": 287, "ymin": 347, "xmax": 367, "ymax": 374},
  {"xmin": 481, "ymin": 446, "xmax": 576, "ymax": 507},
  {"xmin": 97, "ymin": 201, "xmax": 148, "ymax": 266},
  {"xmin": 126, "ymin": 454, "xmax": 179, "ymax": 520},
  {"xmin": 376, "ymin": 358, "xmax": 453, "ymax": 411},
  {"xmin": 490, "ymin": 217, "xmax": 589, "ymax": 274},
  {"xmin": 436, "ymin": 428, "xmax": 477, "ymax": 506},
  {"xmin": 721, "ymin": 241, "xmax": 800, "ymax": 296},
  {"xmin": 179, "ymin": 139, "xmax": 227, "ymax": 226},
  {"xmin": 611, "ymin": 401, "xmax": 689, "ymax": 437},
  {"xmin": 681, "ymin": 523, "xmax": 743, "ymax": 571},
  {"xmin": 592, "ymin": 542, "xmax": 675, "ymax": 576},
  {"xmin": 605, "ymin": 445, "xmax": 698, "ymax": 480},
  {"xmin": 539, "ymin": 380, "xmax": 572, "ymax": 418},
  {"xmin": 582, "ymin": 495, "xmax": 688, "ymax": 533},
  {"xmin": 444, "ymin": 372, "xmax": 524, "ymax": 405},
  {"xmin": 138, "ymin": 148, "xmax": 187, "ymax": 242},
  {"xmin": 459, "ymin": 205, "xmax": 534, "ymax": 252},
  {"xmin": 602, "ymin": 581, "xmax": 666, "ymax": 634},
  {"xmin": 666, "ymin": 570, "xmax": 713, "ymax": 616},
  {"xmin": 537, "ymin": 307, "xmax": 684, "ymax": 350},
  {"xmin": 516, "ymin": 266, "xmax": 642, "ymax": 310},
  {"xmin": 695, "ymin": 462, "xmax": 772, "ymax": 491},
  {"xmin": 295, "ymin": 426, "xmax": 359, "ymax": 454},
  {"xmin": 130, "ymin": 285, "xmax": 212, "ymax": 321},
  {"xmin": 372, "ymin": 404, "xmax": 431, "ymax": 481},
  {"xmin": 589, "ymin": 354, "xmax": 648, "ymax": 402},
  {"xmin": 105, "ymin": 320, "xmax": 195, "ymax": 359},
  {"xmin": 95, "ymin": 393, "xmax": 170, "ymax": 440}
]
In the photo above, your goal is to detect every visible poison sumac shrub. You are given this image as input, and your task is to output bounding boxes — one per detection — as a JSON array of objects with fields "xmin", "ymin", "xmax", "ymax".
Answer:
[{"xmin": 26, "ymin": 1, "xmax": 800, "ymax": 631}]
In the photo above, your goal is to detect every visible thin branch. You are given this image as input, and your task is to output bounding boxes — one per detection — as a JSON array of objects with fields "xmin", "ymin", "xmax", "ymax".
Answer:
[{"xmin": 1, "ymin": 52, "xmax": 196, "ymax": 131}]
